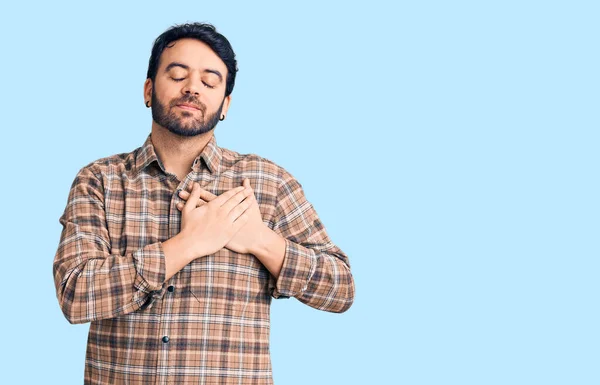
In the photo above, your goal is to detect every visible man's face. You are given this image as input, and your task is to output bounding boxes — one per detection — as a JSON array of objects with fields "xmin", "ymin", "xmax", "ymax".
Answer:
[{"xmin": 145, "ymin": 38, "xmax": 231, "ymax": 137}]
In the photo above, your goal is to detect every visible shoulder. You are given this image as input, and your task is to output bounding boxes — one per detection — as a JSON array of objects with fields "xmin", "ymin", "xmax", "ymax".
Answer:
[
  {"xmin": 73, "ymin": 149, "xmax": 137, "ymax": 187},
  {"xmin": 221, "ymin": 147, "xmax": 299, "ymax": 188}
]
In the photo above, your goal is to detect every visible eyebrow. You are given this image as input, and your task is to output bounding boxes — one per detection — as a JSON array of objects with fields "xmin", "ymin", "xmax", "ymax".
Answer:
[{"xmin": 164, "ymin": 62, "xmax": 223, "ymax": 82}]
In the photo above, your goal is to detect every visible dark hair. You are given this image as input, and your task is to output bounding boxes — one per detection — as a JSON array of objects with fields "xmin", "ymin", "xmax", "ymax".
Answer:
[{"xmin": 146, "ymin": 22, "xmax": 238, "ymax": 97}]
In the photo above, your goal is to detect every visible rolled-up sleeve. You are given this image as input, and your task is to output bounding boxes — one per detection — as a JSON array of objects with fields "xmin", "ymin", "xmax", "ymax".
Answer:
[
  {"xmin": 269, "ymin": 168, "xmax": 355, "ymax": 313},
  {"xmin": 52, "ymin": 165, "xmax": 166, "ymax": 324}
]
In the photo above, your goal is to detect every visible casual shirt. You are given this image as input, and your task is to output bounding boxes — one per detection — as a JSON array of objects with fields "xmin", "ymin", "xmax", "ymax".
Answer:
[{"xmin": 53, "ymin": 133, "xmax": 354, "ymax": 384}]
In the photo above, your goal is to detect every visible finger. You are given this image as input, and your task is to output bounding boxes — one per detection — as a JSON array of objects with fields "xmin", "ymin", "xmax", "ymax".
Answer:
[
  {"xmin": 179, "ymin": 188, "xmax": 216, "ymax": 201},
  {"xmin": 229, "ymin": 195, "xmax": 253, "ymax": 221},
  {"xmin": 246, "ymin": 190, "xmax": 256, "ymax": 205},
  {"xmin": 176, "ymin": 198, "xmax": 206, "ymax": 211},
  {"xmin": 183, "ymin": 182, "xmax": 200, "ymax": 214},
  {"xmin": 232, "ymin": 209, "xmax": 250, "ymax": 230},
  {"xmin": 244, "ymin": 179, "xmax": 255, "ymax": 197},
  {"xmin": 222, "ymin": 186, "xmax": 253, "ymax": 214},
  {"xmin": 212, "ymin": 185, "xmax": 245, "ymax": 206},
  {"xmin": 240, "ymin": 181, "xmax": 256, "ymax": 204}
]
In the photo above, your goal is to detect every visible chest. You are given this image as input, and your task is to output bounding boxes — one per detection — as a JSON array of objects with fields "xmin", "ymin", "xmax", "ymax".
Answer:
[{"xmin": 101, "ymin": 167, "xmax": 279, "ymax": 312}]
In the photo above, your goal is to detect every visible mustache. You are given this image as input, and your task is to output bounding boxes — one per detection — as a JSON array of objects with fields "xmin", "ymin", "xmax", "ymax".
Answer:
[{"xmin": 171, "ymin": 96, "xmax": 206, "ymax": 112}]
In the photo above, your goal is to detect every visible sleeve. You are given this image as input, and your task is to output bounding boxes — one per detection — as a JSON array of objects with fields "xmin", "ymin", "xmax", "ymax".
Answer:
[
  {"xmin": 52, "ymin": 165, "xmax": 166, "ymax": 324},
  {"xmin": 268, "ymin": 168, "xmax": 355, "ymax": 313}
]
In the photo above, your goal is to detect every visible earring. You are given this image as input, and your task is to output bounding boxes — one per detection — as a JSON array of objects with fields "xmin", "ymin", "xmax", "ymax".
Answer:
[
  {"xmin": 219, "ymin": 115, "xmax": 225, "ymax": 121},
  {"xmin": 145, "ymin": 101, "xmax": 150, "ymax": 108}
]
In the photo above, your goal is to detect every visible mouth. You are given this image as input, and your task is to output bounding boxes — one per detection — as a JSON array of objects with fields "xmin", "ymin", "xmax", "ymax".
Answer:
[{"xmin": 176, "ymin": 103, "xmax": 202, "ymax": 112}]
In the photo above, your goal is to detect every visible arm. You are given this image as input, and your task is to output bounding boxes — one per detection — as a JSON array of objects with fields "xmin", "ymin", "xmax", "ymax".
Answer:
[
  {"xmin": 52, "ymin": 165, "xmax": 167, "ymax": 324},
  {"xmin": 261, "ymin": 168, "xmax": 355, "ymax": 313}
]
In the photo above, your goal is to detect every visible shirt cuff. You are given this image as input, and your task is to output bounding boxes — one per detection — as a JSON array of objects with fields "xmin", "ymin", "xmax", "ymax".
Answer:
[
  {"xmin": 270, "ymin": 238, "xmax": 317, "ymax": 299},
  {"xmin": 132, "ymin": 242, "xmax": 166, "ymax": 293}
]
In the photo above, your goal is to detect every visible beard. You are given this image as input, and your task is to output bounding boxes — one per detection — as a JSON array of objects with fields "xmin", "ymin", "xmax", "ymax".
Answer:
[{"xmin": 151, "ymin": 90, "xmax": 224, "ymax": 137}]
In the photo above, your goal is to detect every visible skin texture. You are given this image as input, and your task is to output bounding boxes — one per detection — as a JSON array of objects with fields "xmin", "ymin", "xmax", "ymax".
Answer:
[{"xmin": 142, "ymin": 38, "xmax": 286, "ymax": 282}]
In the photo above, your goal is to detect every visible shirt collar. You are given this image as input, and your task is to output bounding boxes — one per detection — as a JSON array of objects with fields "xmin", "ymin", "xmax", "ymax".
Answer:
[{"xmin": 135, "ymin": 133, "xmax": 222, "ymax": 176}]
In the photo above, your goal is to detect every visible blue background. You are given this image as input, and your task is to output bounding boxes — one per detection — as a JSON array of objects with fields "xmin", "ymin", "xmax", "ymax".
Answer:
[{"xmin": 1, "ymin": 1, "xmax": 598, "ymax": 384}]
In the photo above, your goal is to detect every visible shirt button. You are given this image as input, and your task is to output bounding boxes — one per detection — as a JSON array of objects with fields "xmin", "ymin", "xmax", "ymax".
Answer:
[
  {"xmin": 162, "ymin": 336, "xmax": 169, "ymax": 343},
  {"xmin": 167, "ymin": 285, "xmax": 175, "ymax": 292}
]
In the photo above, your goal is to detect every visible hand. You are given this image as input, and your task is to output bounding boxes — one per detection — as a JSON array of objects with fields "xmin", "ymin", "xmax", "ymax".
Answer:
[
  {"xmin": 178, "ymin": 182, "xmax": 253, "ymax": 259},
  {"xmin": 177, "ymin": 179, "xmax": 267, "ymax": 254}
]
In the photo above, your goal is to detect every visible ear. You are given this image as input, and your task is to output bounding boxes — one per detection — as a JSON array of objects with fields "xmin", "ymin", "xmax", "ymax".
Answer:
[
  {"xmin": 143, "ymin": 78, "xmax": 153, "ymax": 105},
  {"xmin": 221, "ymin": 94, "xmax": 232, "ymax": 116}
]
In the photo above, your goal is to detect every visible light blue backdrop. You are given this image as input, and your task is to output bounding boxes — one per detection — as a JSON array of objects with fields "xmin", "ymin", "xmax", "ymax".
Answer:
[{"xmin": 1, "ymin": 1, "xmax": 598, "ymax": 384}]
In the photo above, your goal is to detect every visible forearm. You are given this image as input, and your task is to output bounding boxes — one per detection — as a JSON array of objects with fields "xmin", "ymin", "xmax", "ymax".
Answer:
[
  {"xmin": 162, "ymin": 233, "xmax": 196, "ymax": 281},
  {"xmin": 253, "ymin": 227, "xmax": 355, "ymax": 313},
  {"xmin": 53, "ymin": 242, "xmax": 165, "ymax": 324},
  {"xmin": 250, "ymin": 225, "xmax": 287, "ymax": 279}
]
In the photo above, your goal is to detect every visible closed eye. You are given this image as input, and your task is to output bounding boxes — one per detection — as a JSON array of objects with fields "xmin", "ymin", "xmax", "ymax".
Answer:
[{"xmin": 170, "ymin": 77, "xmax": 215, "ymax": 89}]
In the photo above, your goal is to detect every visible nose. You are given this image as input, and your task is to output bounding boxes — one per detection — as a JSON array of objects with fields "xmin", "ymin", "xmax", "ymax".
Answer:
[{"xmin": 182, "ymin": 73, "xmax": 202, "ymax": 96}]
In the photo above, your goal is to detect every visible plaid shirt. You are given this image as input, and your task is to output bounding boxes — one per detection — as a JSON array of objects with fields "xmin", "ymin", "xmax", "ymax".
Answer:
[{"xmin": 53, "ymin": 133, "xmax": 354, "ymax": 384}]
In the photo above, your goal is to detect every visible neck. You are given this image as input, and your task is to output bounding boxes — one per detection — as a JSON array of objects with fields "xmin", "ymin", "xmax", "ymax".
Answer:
[{"xmin": 150, "ymin": 123, "xmax": 213, "ymax": 180}]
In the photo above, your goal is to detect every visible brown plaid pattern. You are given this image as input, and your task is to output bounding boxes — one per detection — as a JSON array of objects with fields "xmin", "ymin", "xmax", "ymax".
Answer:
[{"xmin": 53, "ymin": 133, "xmax": 354, "ymax": 384}]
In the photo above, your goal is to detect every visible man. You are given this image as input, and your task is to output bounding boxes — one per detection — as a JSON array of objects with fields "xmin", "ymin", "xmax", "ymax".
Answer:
[{"xmin": 53, "ymin": 22, "xmax": 354, "ymax": 384}]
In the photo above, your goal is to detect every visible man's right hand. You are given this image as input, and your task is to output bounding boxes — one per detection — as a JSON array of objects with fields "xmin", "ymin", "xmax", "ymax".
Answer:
[{"xmin": 179, "ymin": 182, "xmax": 253, "ymax": 260}]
